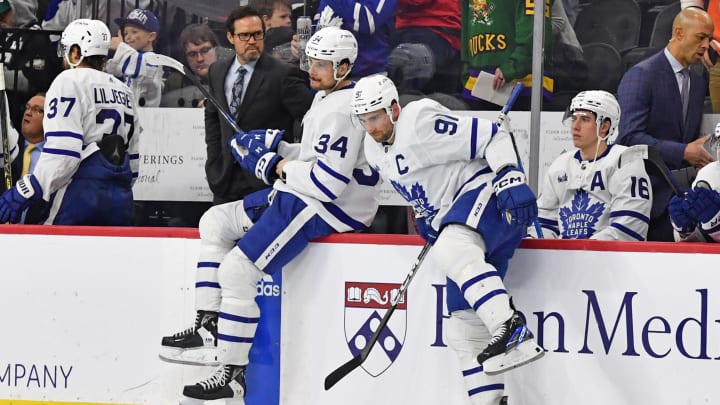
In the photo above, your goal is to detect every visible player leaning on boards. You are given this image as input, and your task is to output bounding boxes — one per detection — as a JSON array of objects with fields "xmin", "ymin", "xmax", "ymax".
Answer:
[
  {"xmin": 159, "ymin": 26, "xmax": 379, "ymax": 402},
  {"xmin": 669, "ymin": 123, "xmax": 720, "ymax": 242},
  {"xmin": 0, "ymin": 19, "xmax": 139, "ymax": 225},
  {"xmin": 534, "ymin": 91, "xmax": 653, "ymax": 241},
  {"xmin": 351, "ymin": 75, "xmax": 543, "ymax": 405}
]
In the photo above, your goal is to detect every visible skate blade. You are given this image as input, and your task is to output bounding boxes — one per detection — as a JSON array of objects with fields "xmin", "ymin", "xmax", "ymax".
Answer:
[
  {"xmin": 179, "ymin": 397, "xmax": 244, "ymax": 405},
  {"xmin": 482, "ymin": 338, "xmax": 545, "ymax": 376},
  {"xmin": 159, "ymin": 347, "xmax": 219, "ymax": 366}
]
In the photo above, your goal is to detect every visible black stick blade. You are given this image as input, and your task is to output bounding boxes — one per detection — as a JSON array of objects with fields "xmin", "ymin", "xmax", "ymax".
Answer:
[{"xmin": 324, "ymin": 355, "xmax": 363, "ymax": 390}]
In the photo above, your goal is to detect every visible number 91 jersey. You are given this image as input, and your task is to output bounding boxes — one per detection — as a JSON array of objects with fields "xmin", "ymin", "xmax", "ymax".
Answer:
[{"xmin": 35, "ymin": 68, "xmax": 140, "ymax": 199}]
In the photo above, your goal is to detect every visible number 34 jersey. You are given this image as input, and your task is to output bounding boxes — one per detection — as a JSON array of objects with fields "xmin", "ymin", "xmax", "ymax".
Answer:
[
  {"xmin": 363, "ymin": 98, "xmax": 500, "ymax": 230},
  {"xmin": 35, "ymin": 68, "xmax": 140, "ymax": 200}
]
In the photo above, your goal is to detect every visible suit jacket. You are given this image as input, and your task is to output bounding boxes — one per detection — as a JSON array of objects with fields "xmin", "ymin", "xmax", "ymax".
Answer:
[
  {"xmin": 204, "ymin": 53, "xmax": 313, "ymax": 204},
  {"xmin": 617, "ymin": 50, "xmax": 706, "ymax": 240}
]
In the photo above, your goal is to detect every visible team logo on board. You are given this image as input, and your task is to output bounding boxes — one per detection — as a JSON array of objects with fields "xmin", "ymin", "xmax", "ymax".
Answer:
[{"xmin": 344, "ymin": 282, "xmax": 406, "ymax": 376}]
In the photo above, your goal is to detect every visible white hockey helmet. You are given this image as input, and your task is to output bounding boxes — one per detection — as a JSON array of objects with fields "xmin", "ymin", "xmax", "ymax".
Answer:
[
  {"xmin": 351, "ymin": 74, "xmax": 400, "ymax": 119},
  {"xmin": 564, "ymin": 90, "xmax": 621, "ymax": 140},
  {"xmin": 305, "ymin": 26, "xmax": 357, "ymax": 81},
  {"xmin": 60, "ymin": 19, "xmax": 111, "ymax": 66}
]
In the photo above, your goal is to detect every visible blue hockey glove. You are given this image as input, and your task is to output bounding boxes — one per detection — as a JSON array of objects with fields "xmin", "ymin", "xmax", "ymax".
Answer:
[
  {"xmin": 686, "ymin": 186, "xmax": 720, "ymax": 224},
  {"xmin": 230, "ymin": 133, "xmax": 282, "ymax": 185},
  {"xmin": 668, "ymin": 193, "xmax": 697, "ymax": 234},
  {"xmin": 0, "ymin": 174, "xmax": 43, "ymax": 223},
  {"xmin": 246, "ymin": 129, "xmax": 284, "ymax": 151},
  {"xmin": 415, "ymin": 217, "xmax": 438, "ymax": 245},
  {"xmin": 492, "ymin": 167, "xmax": 538, "ymax": 227}
]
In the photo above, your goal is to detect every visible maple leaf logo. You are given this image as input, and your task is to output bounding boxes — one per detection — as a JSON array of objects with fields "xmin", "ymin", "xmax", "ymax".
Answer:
[
  {"xmin": 559, "ymin": 190, "xmax": 604, "ymax": 239},
  {"xmin": 390, "ymin": 180, "xmax": 438, "ymax": 221}
]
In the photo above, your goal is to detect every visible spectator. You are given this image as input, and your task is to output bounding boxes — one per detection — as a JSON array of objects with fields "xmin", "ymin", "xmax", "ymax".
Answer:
[
  {"xmin": 617, "ymin": 7, "xmax": 715, "ymax": 241},
  {"xmin": 106, "ymin": 8, "xmax": 164, "ymax": 107},
  {"xmin": 535, "ymin": 91, "xmax": 652, "ymax": 241},
  {"xmin": 391, "ymin": 0, "xmax": 461, "ymax": 93},
  {"xmin": 314, "ymin": 0, "xmax": 397, "ymax": 78},
  {"xmin": 461, "ymin": 0, "xmax": 552, "ymax": 110},
  {"xmin": 0, "ymin": 0, "xmax": 12, "ymax": 27},
  {"xmin": 0, "ymin": 19, "xmax": 140, "ymax": 225},
  {"xmin": 250, "ymin": 0, "xmax": 292, "ymax": 29},
  {"xmin": 669, "ymin": 124, "xmax": 720, "ymax": 242},
  {"xmin": 42, "ymin": 0, "xmax": 157, "ymax": 31},
  {"xmin": 204, "ymin": 6, "xmax": 312, "ymax": 204},
  {"xmin": 12, "ymin": 92, "xmax": 47, "ymax": 223}
]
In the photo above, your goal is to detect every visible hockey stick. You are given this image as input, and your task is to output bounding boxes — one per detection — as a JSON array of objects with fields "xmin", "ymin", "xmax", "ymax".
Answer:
[
  {"xmin": 0, "ymin": 63, "xmax": 12, "ymax": 192},
  {"xmin": 144, "ymin": 53, "xmax": 243, "ymax": 134},
  {"xmin": 324, "ymin": 243, "xmax": 432, "ymax": 390},
  {"xmin": 619, "ymin": 144, "xmax": 682, "ymax": 197},
  {"xmin": 497, "ymin": 82, "xmax": 544, "ymax": 237}
]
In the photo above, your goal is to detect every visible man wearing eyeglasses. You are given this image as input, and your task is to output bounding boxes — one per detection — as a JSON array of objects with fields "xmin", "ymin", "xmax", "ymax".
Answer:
[{"xmin": 204, "ymin": 6, "xmax": 313, "ymax": 205}]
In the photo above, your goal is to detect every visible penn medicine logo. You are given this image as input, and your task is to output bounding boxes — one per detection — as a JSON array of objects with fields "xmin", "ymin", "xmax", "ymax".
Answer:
[{"xmin": 344, "ymin": 282, "xmax": 406, "ymax": 376}]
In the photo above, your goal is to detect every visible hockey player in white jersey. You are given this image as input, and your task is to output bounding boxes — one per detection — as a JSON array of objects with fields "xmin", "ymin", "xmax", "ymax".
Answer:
[
  {"xmin": 159, "ymin": 26, "xmax": 378, "ymax": 402},
  {"xmin": 0, "ymin": 92, "xmax": 20, "ymax": 179},
  {"xmin": 669, "ymin": 123, "xmax": 720, "ymax": 242},
  {"xmin": 0, "ymin": 18, "xmax": 140, "ymax": 225},
  {"xmin": 352, "ymin": 75, "xmax": 542, "ymax": 405},
  {"xmin": 536, "ymin": 90, "xmax": 652, "ymax": 240}
]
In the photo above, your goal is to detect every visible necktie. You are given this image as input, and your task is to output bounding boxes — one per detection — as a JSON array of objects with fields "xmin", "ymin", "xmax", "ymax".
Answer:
[
  {"xmin": 21, "ymin": 144, "xmax": 36, "ymax": 176},
  {"xmin": 229, "ymin": 67, "xmax": 247, "ymax": 117},
  {"xmin": 681, "ymin": 68, "xmax": 690, "ymax": 122}
]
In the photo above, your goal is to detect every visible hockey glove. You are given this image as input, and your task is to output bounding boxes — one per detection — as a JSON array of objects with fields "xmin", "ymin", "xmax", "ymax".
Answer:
[
  {"xmin": 246, "ymin": 129, "xmax": 284, "ymax": 151},
  {"xmin": 668, "ymin": 193, "xmax": 697, "ymax": 234},
  {"xmin": 686, "ymin": 186, "xmax": 720, "ymax": 224},
  {"xmin": 415, "ymin": 216, "xmax": 438, "ymax": 245},
  {"xmin": 0, "ymin": 174, "xmax": 43, "ymax": 223},
  {"xmin": 230, "ymin": 134, "xmax": 282, "ymax": 185},
  {"xmin": 492, "ymin": 167, "xmax": 538, "ymax": 227}
]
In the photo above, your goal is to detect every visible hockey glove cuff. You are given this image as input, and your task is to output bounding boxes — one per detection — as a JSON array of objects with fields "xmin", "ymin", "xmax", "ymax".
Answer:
[
  {"xmin": 492, "ymin": 167, "xmax": 538, "ymax": 227},
  {"xmin": 0, "ymin": 174, "xmax": 42, "ymax": 223},
  {"xmin": 415, "ymin": 217, "xmax": 438, "ymax": 245},
  {"xmin": 246, "ymin": 129, "xmax": 284, "ymax": 151},
  {"xmin": 669, "ymin": 194, "xmax": 697, "ymax": 234},
  {"xmin": 686, "ymin": 186, "xmax": 720, "ymax": 224},
  {"xmin": 230, "ymin": 137, "xmax": 283, "ymax": 185}
]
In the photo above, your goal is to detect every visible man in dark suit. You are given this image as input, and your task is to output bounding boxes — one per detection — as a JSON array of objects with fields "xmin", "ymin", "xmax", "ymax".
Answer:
[
  {"xmin": 205, "ymin": 6, "xmax": 312, "ymax": 204},
  {"xmin": 11, "ymin": 92, "xmax": 47, "ymax": 223},
  {"xmin": 617, "ymin": 7, "xmax": 716, "ymax": 241}
]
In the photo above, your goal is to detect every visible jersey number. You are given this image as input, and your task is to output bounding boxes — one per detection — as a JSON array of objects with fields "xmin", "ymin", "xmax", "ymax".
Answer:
[
  {"xmin": 315, "ymin": 134, "xmax": 348, "ymax": 158},
  {"xmin": 96, "ymin": 109, "xmax": 135, "ymax": 143},
  {"xmin": 630, "ymin": 176, "xmax": 650, "ymax": 200},
  {"xmin": 46, "ymin": 97, "xmax": 76, "ymax": 119},
  {"xmin": 434, "ymin": 115, "xmax": 459, "ymax": 136}
]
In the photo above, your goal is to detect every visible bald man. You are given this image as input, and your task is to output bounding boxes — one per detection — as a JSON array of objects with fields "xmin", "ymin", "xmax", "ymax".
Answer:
[{"xmin": 617, "ymin": 7, "xmax": 716, "ymax": 241}]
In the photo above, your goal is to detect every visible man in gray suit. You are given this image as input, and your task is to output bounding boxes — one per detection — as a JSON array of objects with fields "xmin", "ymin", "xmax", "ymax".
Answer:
[{"xmin": 205, "ymin": 6, "xmax": 312, "ymax": 204}]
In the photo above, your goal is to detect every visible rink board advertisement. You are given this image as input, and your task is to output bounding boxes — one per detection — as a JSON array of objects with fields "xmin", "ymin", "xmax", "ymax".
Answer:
[{"xmin": 0, "ymin": 227, "xmax": 719, "ymax": 405}]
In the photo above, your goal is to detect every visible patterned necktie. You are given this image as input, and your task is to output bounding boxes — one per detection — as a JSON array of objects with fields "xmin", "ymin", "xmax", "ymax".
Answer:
[
  {"xmin": 21, "ymin": 143, "xmax": 36, "ymax": 176},
  {"xmin": 229, "ymin": 67, "xmax": 247, "ymax": 117},
  {"xmin": 681, "ymin": 68, "xmax": 690, "ymax": 123}
]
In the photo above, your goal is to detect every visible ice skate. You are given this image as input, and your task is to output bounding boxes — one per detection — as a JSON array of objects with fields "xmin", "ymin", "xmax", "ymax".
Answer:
[
  {"xmin": 477, "ymin": 312, "xmax": 544, "ymax": 375},
  {"xmin": 182, "ymin": 364, "xmax": 246, "ymax": 404},
  {"xmin": 160, "ymin": 311, "xmax": 219, "ymax": 366}
]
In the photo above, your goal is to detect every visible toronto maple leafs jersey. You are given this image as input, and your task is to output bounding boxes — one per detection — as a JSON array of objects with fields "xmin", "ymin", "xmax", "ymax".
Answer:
[
  {"xmin": 34, "ymin": 67, "xmax": 140, "ymax": 200},
  {"xmin": 276, "ymin": 86, "xmax": 379, "ymax": 232},
  {"xmin": 315, "ymin": 0, "xmax": 397, "ymax": 78},
  {"xmin": 105, "ymin": 43, "xmax": 164, "ymax": 107},
  {"xmin": 363, "ymin": 98, "xmax": 516, "ymax": 230},
  {"xmin": 537, "ymin": 144, "xmax": 652, "ymax": 241},
  {"xmin": 675, "ymin": 161, "xmax": 720, "ymax": 242}
]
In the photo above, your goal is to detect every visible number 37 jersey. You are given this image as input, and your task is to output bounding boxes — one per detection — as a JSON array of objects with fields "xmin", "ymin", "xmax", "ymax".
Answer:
[{"xmin": 35, "ymin": 68, "xmax": 140, "ymax": 199}]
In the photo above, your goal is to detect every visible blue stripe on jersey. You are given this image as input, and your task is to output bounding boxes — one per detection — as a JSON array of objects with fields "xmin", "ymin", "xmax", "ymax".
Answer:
[
  {"xmin": 472, "ymin": 289, "xmax": 507, "ymax": 311},
  {"xmin": 610, "ymin": 210, "xmax": 650, "ymax": 224},
  {"xmin": 462, "ymin": 365, "xmax": 483, "ymax": 376},
  {"xmin": 470, "ymin": 117, "xmax": 478, "ymax": 160},
  {"xmin": 610, "ymin": 223, "xmax": 645, "ymax": 241},
  {"xmin": 198, "ymin": 262, "xmax": 220, "ymax": 269},
  {"xmin": 43, "ymin": 147, "xmax": 80, "ymax": 158},
  {"xmin": 121, "ymin": 56, "xmax": 132, "ymax": 76},
  {"xmin": 195, "ymin": 281, "xmax": 220, "ymax": 288},
  {"xmin": 538, "ymin": 217, "xmax": 558, "ymax": 226},
  {"xmin": 310, "ymin": 170, "xmax": 337, "ymax": 200},
  {"xmin": 219, "ymin": 312, "xmax": 260, "ymax": 324},
  {"xmin": 317, "ymin": 160, "xmax": 350, "ymax": 184},
  {"xmin": 217, "ymin": 333, "xmax": 253, "ymax": 343},
  {"xmin": 460, "ymin": 271, "xmax": 497, "ymax": 296},
  {"xmin": 452, "ymin": 167, "xmax": 492, "ymax": 201},
  {"xmin": 322, "ymin": 201, "xmax": 366, "ymax": 230},
  {"xmin": 46, "ymin": 131, "xmax": 83, "ymax": 140},
  {"xmin": 705, "ymin": 222, "xmax": 720, "ymax": 234},
  {"xmin": 469, "ymin": 383, "xmax": 504, "ymax": 396},
  {"xmin": 129, "ymin": 153, "xmax": 139, "ymax": 159}
]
